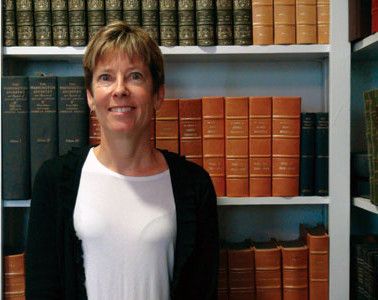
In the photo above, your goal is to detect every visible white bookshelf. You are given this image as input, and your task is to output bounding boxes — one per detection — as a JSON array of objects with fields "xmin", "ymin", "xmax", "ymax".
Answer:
[
  {"xmin": 353, "ymin": 197, "xmax": 378, "ymax": 215},
  {"xmin": 352, "ymin": 32, "xmax": 378, "ymax": 59},
  {"xmin": 218, "ymin": 196, "xmax": 329, "ymax": 206}
]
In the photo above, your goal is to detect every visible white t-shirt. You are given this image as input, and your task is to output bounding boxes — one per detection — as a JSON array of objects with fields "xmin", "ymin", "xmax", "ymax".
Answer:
[{"xmin": 73, "ymin": 149, "xmax": 176, "ymax": 300}]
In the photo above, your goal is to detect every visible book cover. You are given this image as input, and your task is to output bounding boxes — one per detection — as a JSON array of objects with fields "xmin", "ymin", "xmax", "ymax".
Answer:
[
  {"xmin": 233, "ymin": 0, "xmax": 252, "ymax": 45},
  {"xmin": 317, "ymin": 0, "xmax": 330, "ymax": 44},
  {"xmin": 105, "ymin": 0, "xmax": 122, "ymax": 24},
  {"xmin": 123, "ymin": 0, "xmax": 141, "ymax": 27},
  {"xmin": 141, "ymin": 0, "xmax": 160, "ymax": 44},
  {"xmin": 274, "ymin": 0, "xmax": 296, "ymax": 45},
  {"xmin": 16, "ymin": 0, "xmax": 35, "ymax": 46},
  {"xmin": 159, "ymin": 0, "xmax": 178, "ymax": 46},
  {"xmin": 216, "ymin": 0, "xmax": 233, "ymax": 45},
  {"xmin": 296, "ymin": 0, "xmax": 317, "ymax": 44},
  {"xmin": 34, "ymin": 0, "xmax": 52, "ymax": 46},
  {"xmin": 178, "ymin": 0, "xmax": 196, "ymax": 45},
  {"xmin": 156, "ymin": 98, "xmax": 179, "ymax": 153},
  {"xmin": 252, "ymin": 0, "xmax": 274, "ymax": 45},
  {"xmin": 51, "ymin": 0, "xmax": 69, "ymax": 46},
  {"xmin": 3, "ymin": 0, "xmax": 17, "ymax": 46},
  {"xmin": 372, "ymin": 0, "xmax": 378, "ymax": 33},
  {"xmin": 196, "ymin": 0, "xmax": 216, "ymax": 46},
  {"xmin": 87, "ymin": 0, "xmax": 105, "ymax": 41},
  {"xmin": 349, "ymin": 0, "xmax": 371, "ymax": 42},
  {"xmin": 314, "ymin": 112, "xmax": 329, "ymax": 196},
  {"xmin": 68, "ymin": 0, "xmax": 87, "ymax": 46}
]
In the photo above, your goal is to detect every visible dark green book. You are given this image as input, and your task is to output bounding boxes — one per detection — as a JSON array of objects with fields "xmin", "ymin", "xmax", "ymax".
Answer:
[
  {"xmin": 3, "ymin": 0, "xmax": 17, "ymax": 46},
  {"xmin": 196, "ymin": 0, "xmax": 216, "ymax": 46},
  {"xmin": 34, "ymin": 0, "xmax": 52, "ymax": 45},
  {"xmin": 300, "ymin": 112, "xmax": 316, "ymax": 196},
  {"xmin": 178, "ymin": 0, "xmax": 196, "ymax": 45},
  {"xmin": 216, "ymin": 0, "xmax": 233, "ymax": 45},
  {"xmin": 1, "ymin": 76, "xmax": 30, "ymax": 200},
  {"xmin": 57, "ymin": 77, "xmax": 89, "ymax": 155},
  {"xmin": 159, "ymin": 0, "xmax": 178, "ymax": 46},
  {"xmin": 68, "ymin": 0, "xmax": 87, "ymax": 46},
  {"xmin": 352, "ymin": 152, "xmax": 369, "ymax": 178},
  {"xmin": 87, "ymin": 0, "xmax": 105, "ymax": 41},
  {"xmin": 105, "ymin": 0, "xmax": 122, "ymax": 24},
  {"xmin": 16, "ymin": 0, "xmax": 35, "ymax": 46},
  {"xmin": 51, "ymin": 0, "xmax": 69, "ymax": 46},
  {"xmin": 29, "ymin": 76, "xmax": 58, "ymax": 190},
  {"xmin": 233, "ymin": 0, "xmax": 252, "ymax": 45},
  {"xmin": 314, "ymin": 112, "xmax": 329, "ymax": 196},
  {"xmin": 141, "ymin": 0, "xmax": 160, "ymax": 44},
  {"xmin": 123, "ymin": 0, "xmax": 141, "ymax": 27}
]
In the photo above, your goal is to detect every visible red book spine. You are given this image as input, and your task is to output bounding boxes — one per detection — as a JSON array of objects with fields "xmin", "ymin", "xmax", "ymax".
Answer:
[
  {"xmin": 373, "ymin": 0, "xmax": 378, "ymax": 33},
  {"xmin": 89, "ymin": 110, "xmax": 101, "ymax": 146},
  {"xmin": 218, "ymin": 249, "xmax": 229, "ymax": 299},
  {"xmin": 156, "ymin": 98, "xmax": 179, "ymax": 153}
]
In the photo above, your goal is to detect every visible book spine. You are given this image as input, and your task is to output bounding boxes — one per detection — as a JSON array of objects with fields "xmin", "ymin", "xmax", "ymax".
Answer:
[
  {"xmin": 87, "ymin": 0, "xmax": 105, "ymax": 41},
  {"xmin": 16, "ymin": 0, "xmax": 35, "ymax": 46},
  {"xmin": 179, "ymin": 98, "xmax": 203, "ymax": 166},
  {"xmin": 29, "ymin": 76, "xmax": 58, "ymax": 189},
  {"xmin": 196, "ymin": 0, "xmax": 216, "ymax": 46},
  {"xmin": 51, "ymin": 0, "xmax": 69, "ymax": 46},
  {"xmin": 225, "ymin": 97, "xmax": 249, "ymax": 197},
  {"xmin": 218, "ymin": 249, "xmax": 229, "ymax": 299},
  {"xmin": 159, "ymin": 0, "xmax": 178, "ymax": 46},
  {"xmin": 123, "ymin": 0, "xmax": 141, "ymax": 27},
  {"xmin": 1, "ymin": 76, "xmax": 30, "ymax": 200},
  {"xmin": 348, "ymin": 0, "xmax": 371, "ymax": 42},
  {"xmin": 215, "ymin": 0, "xmax": 233, "ymax": 45},
  {"xmin": 68, "ymin": 0, "xmax": 87, "ymax": 46},
  {"xmin": 368, "ymin": 90, "xmax": 378, "ymax": 205},
  {"xmin": 105, "ymin": 0, "xmax": 123, "ymax": 24},
  {"xmin": 296, "ymin": 0, "xmax": 317, "ymax": 44},
  {"xmin": 233, "ymin": 0, "xmax": 252, "ymax": 45},
  {"xmin": 141, "ymin": 0, "xmax": 160, "ymax": 44},
  {"xmin": 34, "ymin": 0, "xmax": 52, "ymax": 46},
  {"xmin": 252, "ymin": 0, "xmax": 273, "ymax": 45},
  {"xmin": 300, "ymin": 112, "xmax": 316, "ymax": 195},
  {"xmin": 57, "ymin": 77, "xmax": 89, "ymax": 155},
  {"xmin": 202, "ymin": 96, "xmax": 225, "ymax": 196},
  {"xmin": 3, "ymin": 0, "xmax": 17, "ymax": 46},
  {"xmin": 315, "ymin": 112, "xmax": 329, "ymax": 196},
  {"xmin": 272, "ymin": 97, "xmax": 301, "ymax": 196},
  {"xmin": 156, "ymin": 99, "xmax": 179, "ymax": 153},
  {"xmin": 89, "ymin": 110, "xmax": 101, "ymax": 145},
  {"xmin": 249, "ymin": 96, "xmax": 272, "ymax": 197},
  {"xmin": 178, "ymin": 0, "xmax": 196, "ymax": 45},
  {"xmin": 3, "ymin": 253, "xmax": 25, "ymax": 299},
  {"xmin": 317, "ymin": 0, "xmax": 330, "ymax": 44},
  {"xmin": 150, "ymin": 113, "xmax": 156, "ymax": 147},
  {"xmin": 274, "ymin": 0, "xmax": 296, "ymax": 45},
  {"xmin": 373, "ymin": 0, "xmax": 378, "ymax": 33}
]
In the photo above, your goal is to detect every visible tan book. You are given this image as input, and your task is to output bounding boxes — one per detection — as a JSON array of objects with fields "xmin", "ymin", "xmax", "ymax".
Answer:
[
  {"xmin": 249, "ymin": 96, "xmax": 272, "ymax": 197},
  {"xmin": 156, "ymin": 98, "xmax": 179, "ymax": 153},
  {"xmin": 202, "ymin": 96, "xmax": 225, "ymax": 197},
  {"xmin": 317, "ymin": 0, "xmax": 329, "ymax": 44},
  {"xmin": 179, "ymin": 98, "xmax": 203, "ymax": 166},
  {"xmin": 225, "ymin": 96, "xmax": 249, "ymax": 197},
  {"xmin": 296, "ymin": 0, "xmax": 317, "ymax": 44},
  {"xmin": 252, "ymin": 0, "xmax": 274, "ymax": 45},
  {"xmin": 274, "ymin": 0, "xmax": 296, "ymax": 45}
]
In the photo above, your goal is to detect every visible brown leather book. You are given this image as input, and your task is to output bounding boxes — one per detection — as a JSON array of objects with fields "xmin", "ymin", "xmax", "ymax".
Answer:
[
  {"xmin": 373, "ymin": 0, "xmax": 378, "ymax": 33},
  {"xmin": 227, "ymin": 241, "xmax": 255, "ymax": 299},
  {"xmin": 278, "ymin": 240, "xmax": 309, "ymax": 300},
  {"xmin": 317, "ymin": 0, "xmax": 330, "ymax": 44},
  {"xmin": 274, "ymin": 0, "xmax": 296, "ymax": 45},
  {"xmin": 252, "ymin": 0, "xmax": 274, "ymax": 45},
  {"xmin": 272, "ymin": 96, "xmax": 301, "ymax": 197},
  {"xmin": 249, "ymin": 96, "xmax": 272, "ymax": 197},
  {"xmin": 296, "ymin": 0, "xmax": 317, "ymax": 44},
  {"xmin": 225, "ymin": 97, "xmax": 249, "ymax": 197},
  {"xmin": 179, "ymin": 98, "xmax": 203, "ymax": 166},
  {"xmin": 89, "ymin": 110, "xmax": 101, "ymax": 146},
  {"xmin": 156, "ymin": 98, "xmax": 179, "ymax": 153},
  {"xmin": 349, "ymin": 0, "xmax": 371, "ymax": 42},
  {"xmin": 150, "ymin": 114, "xmax": 156, "ymax": 147},
  {"xmin": 3, "ymin": 253, "xmax": 25, "ymax": 299},
  {"xmin": 255, "ymin": 240, "xmax": 282, "ymax": 300},
  {"xmin": 202, "ymin": 96, "xmax": 225, "ymax": 197},
  {"xmin": 218, "ymin": 247, "xmax": 229, "ymax": 299}
]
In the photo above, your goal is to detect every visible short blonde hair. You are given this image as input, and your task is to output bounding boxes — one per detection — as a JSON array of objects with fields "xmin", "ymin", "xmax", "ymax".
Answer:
[{"xmin": 83, "ymin": 21, "xmax": 165, "ymax": 94}]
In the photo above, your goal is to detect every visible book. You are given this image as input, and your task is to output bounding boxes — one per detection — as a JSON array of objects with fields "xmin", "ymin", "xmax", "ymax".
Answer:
[
  {"xmin": 252, "ymin": 0, "xmax": 274, "ymax": 45},
  {"xmin": 225, "ymin": 96, "xmax": 249, "ymax": 197},
  {"xmin": 274, "ymin": 0, "xmax": 296, "ymax": 45},
  {"xmin": 218, "ymin": 247, "xmax": 229, "ymax": 299},
  {"xmin": 89, "ymin": 110, "xmax": 101, "ymax": 146},
  {"xmin": 351, "ymin": 152, "xmax": 369, "ymax": 179},
  {"xmin": 215, "ymin": 0, "xmax": 233, "ymax": 45},
  {"xmin": 68, "ymin": 0, "xmax": 87, "ymax": 46},
  {"xmin": 372, "ymin": 0, "xmax": 378, "ymax": 33},
  {"xmin": 51, "ymin": 0, "xmax": 69, "ymax": 46},
  {"xmin": 233, "ymin": 0, "xmax": 252, "ymax": 45},
  {"xmin": 159, "ymin": 0, "xmax": 178, "ymax": 46},
  {"xmin": 57, "ymin": 77, "xmax": 89, "ymax": 155},
  {"xmin": 156, "ymin": 98, "xmax": 179, "ymax": 153},
  {"xmin": 178, "ymin": 0, "xmax": 196, "ymax": 45},
  {"xmin": 150, "ymin": 114, "xmax": 156, "ymax": 147},
  {"xmin": 196, "ymin": 0, "xmax": 216, "ymax": 46},
  {"xmin": 16, "ymin": 0, "xmax": 35, "ymax": 46},
  {"xmin": 33, "ymin": 0, "xmax": 52, "ymax": 46},
  {"xmin": 349, "ymin": 0, "xmax": 371, "ymax": 42},
  {"xmin": 272, "ymin": 96, "xmax": 301, "ymax": 197},
  {"xmin": 202, "ymin": 96, "xmax": 226, "ymax": 197},
  {"xmin": 179, "ymin": 98, "xmax": 203, "ymax": 166},
  {"xmin": 249, "ymin": 96, "xmax": 272, "ymax": 197},
  {"xmin": 3, "ymin": 0, "xmax": 17, "ymax": 46},
  {"xmin": 141, "ymin": 0, "xmax": 160, "ymax": 44},
  {"xmin": 296, "ymin": 0, "xmax": 317, "ymax": 44},
  {"xmin": 105, "ymin": 0, "xmax": 122, "ymax": 24},
  {"xmin": 87, "ymin": 0, "xmax": 105, "ymax": 41},
  {"xmin": 314, "ymin": 112, "xmax": 329, "ymax": 196},
  {"xmin": 123, "ymin": 0, "xmax": 141, "ymax": 27},
  {"xmin": 3, "ymin": 253, "xmax": 25, "ymax": 300},
  {"xmin": 317, "ymin": 0, "xmax": 330, "ymax": 44},
  {"xmin": 1, "ymin": 76, "xmax": 30, "ymax": 200}
]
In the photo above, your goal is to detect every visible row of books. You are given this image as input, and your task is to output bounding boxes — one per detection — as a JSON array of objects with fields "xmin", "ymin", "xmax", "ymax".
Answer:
[
  {"xmin": 3, "ymin": 0, "xmax": 330, "ymax": 47},
  {"xmin": 218, "ymin": 224, "xmax": 329, "ymax": 300},
  {"xmin": 349, "ymin": 0, "xmax": 378, "ymax": 42},
  {"xmin": 3, "ymin": 253, "xmax": 25, "ymax": 300}
]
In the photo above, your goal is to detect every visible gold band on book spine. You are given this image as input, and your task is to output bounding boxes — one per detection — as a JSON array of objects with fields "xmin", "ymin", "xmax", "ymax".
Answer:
[
  {"xmin": 87, "ymin": 0, "xmax": 105, "ymax": 41},
  {"xmin": 105, "ymin": 0, "xmax": 122, "ymax": 24},
  {"xmin": 233, "ymin": 0, "xmax": 252, "ymax": 45},
  {"xmin": 16, "ymin": 0, "xmax": 35, "ymax": 46},
  {"xmin": 34, "ymin": 0, "xmax": 52, "ymax": 46},
  {"xmin": 196, "ymin": 0, "xmax": 215, "ymax": 46},
  {"xmin": 68, "ymin": 0, "xmax": 87, "ymax": 46},
  {"xmin": 3, "ymin": 0, "xmax": 17, "ymax": 46},
  {"xmin": 216, "ymin": 0, "xmax": 233, "ymax": 45},
  {"xmin": 52, "ymin": 0, "xmax": 69, "ymax": 46},
  {"xmin": 123, "ymin": 0, "xmax": 141, "ymax": 26},
  {"xmin": 160, "ymin": 0, "xmax": 178, "ymax": 46},
  {"xmin": 142, "ymin": 0, "xmax": 160, "ymax": 43},
  {"xmin": 178, "ymin": 0, "xmax": 195, "ymax": 45}
]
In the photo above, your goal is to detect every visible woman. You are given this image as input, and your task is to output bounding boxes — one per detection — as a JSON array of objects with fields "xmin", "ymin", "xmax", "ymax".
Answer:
[{"xmin": 26, "ymin": 22, "xmax": 219, "ymax": 300}]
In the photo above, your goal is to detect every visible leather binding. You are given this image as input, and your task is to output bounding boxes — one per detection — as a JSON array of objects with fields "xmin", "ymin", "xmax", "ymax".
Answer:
[
  {"xmin": 196, "ymin": 0, "xmax": 216, "ymax": 46},
  {"xmin": 349, "ymin": 0, "xmax": 371, "ymax": 42},
  {"xmin": 296, "ymin": 0, "xmax": 317, "ymax": 44},
  {"xmin": 159, "ymin": 0, "xmax": 178, "ymax": 46},
  {"xmin": 233, "ymin": 0, "xmax": 252, "ymax": 45},
  {"xmin": 89, "ymin": 110, "xmax": 101, "ymax": 146},
  {"xmin": 274, "ymin": 0, "xmax": 296, "ymax": 45},
  {"xmin": 141, "ymin": 0, "xmax": 160, "ymax": 44},
  {"xmin": 16, "ymin": 0, "xmax": 35, "ymax": 46},
  {"xmin": 3, "ymin": 0, "xmax": 17, "ymax": 46},
  {"xmin": 202, "ymin": 96, "xmax": 226, "ymax": 196},
  {"xmin": 314, "ymin": 112, "xmax": 329, "ymax": 196},
  {"xmin": 156, "ymin": 98, "xmax": 179, "ymax": 153},
  {"xmin": 33, "ymin": 0, "xmax": 52, "ymax": 46},
  {"xmin": 216, "ymin": 0, "xmax": 233, "ymax": 46},
  {"xmin": 372, "ymin": 0, "xmax": 378, "ymax": 33},
  {"xmin": 317, "ymin": 0, "xmax": 330, "ymax": 44},
  {"xmin": 51, "ymin": 0, "xmax": 69, "ymax": 46},
  {"xmin": 178, "ymin": 0, "xmax": 196, "ymax": 46},
  {"xmin": 123, "ymin": 0, "xmax": 141, "ymax": 27},
  {"xmin": 68, "ymin": 0, "xmax": 87, "ymax": 46},
  {"xmin": 87, "ymin": 0, "xmax": 105, "ymax": 41},
  {"xmin": 252, "ymin": 0, "xmax": 274, "ymax": 45},
  {"xmin": 225, "ymin": 96, "xmax": 249, "ymax": 197},
  {"xmin": 105, "ymin": 0, "xmax": 122, "ymax": 24},
  {"xmin": 272, "ymin": 96, "xmax": 301, "ymax": 196},
  {"xmin": 179, "ymin": 98, "xmax": 203, "ymax": 166},
  {"xmin": 249, "ymin": 96, "xmax": 272, "ymax": 197},
  {"xmin": 3, "ymin": 253, "xmax": 25, "ymax": 300},
  {"xmin": 218, "ymin": 248, "xmax": 229, "ymax": 300}
]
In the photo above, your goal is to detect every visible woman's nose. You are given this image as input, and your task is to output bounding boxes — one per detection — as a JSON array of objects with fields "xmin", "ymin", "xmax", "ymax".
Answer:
[{"xmin": 113, "ymin": 78, "xmax": 129, "ymax": 97}]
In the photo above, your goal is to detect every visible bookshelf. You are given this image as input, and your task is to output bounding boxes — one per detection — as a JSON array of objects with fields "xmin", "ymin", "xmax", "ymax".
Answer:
[
  {"xmin": 353, "ymin": 197, "xmax": 378, "ymax": 215},
  {"xmin": 0, "ymin": 1, "xmax": 350, "ymax": 299}
]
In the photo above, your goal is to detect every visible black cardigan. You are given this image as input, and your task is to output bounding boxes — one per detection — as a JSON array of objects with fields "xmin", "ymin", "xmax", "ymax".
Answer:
[{"xmin": 26, "ymin": 146, "xmax": 219, "ymax": 299}]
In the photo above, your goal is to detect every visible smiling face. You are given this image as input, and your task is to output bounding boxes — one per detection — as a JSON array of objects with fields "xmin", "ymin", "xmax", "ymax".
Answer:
[{"xmin": 87, "ymin": 50, "xmax": 164, "ymax": 140}]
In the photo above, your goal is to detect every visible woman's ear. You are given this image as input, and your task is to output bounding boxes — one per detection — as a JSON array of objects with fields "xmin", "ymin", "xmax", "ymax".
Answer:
[
  {"xmin": 154, "ymin": 84, "xmax": 165, "ymax": 111},
  {"xmin": 87, "ymin": 89, "xmax": 95, "ymax": 111}
]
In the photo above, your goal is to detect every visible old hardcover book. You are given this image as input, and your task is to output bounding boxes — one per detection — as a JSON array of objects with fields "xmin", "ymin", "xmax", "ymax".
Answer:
[
  {"xmin": 3, "ymin": 0, "xmax": 17, "ymax": 46},
  {"xmin": 364, "ymin": 91, "xmax": 375, "ymax": 204},
  {"xmin": 317, "ymin": 0, "xmax": 329, "ymax": 44},
  {"xmin": 233, "ymin": 0, "xmax": 252, "ymax": 45},
  {"xmin": 274, "ymin": 0, "xmax": 296, "ymax": 45},
  {"xmin": 57, "ymin": 77, "xmax": 89, "ymax": 155},
  {"xmin": 225, "ymin": 96, "xmax": 249, "ymax": 197},
  {"xmin": 179, "ymin": 98, "xmax": 203, "ymax": 166},
  {"xmin": 51, "ymin": 0, "xmax": 69, "ymax": 46},
  {"xmin": 123, "ymin": 0, "xmax": 141, "ymax": 27},
  {"xmin": 68, "ymin": 0, "xmax": 86, "ymax": 46},
  {"xmin": 89, "ymin": 110, "xmax": 101, "ymax": 145},
  {"xmin": 216, "ymin": 0, "xmax": 233, "ymax": 45},
  {"xmin": 178, "ymin": 0, "xmax": 196, "ymax": 45},
  {"xmin": 252, "ymin": 0, "xmax": 273, "ymax": 45},
  {"xmin": 150, "ymin": 114, "xmax": 156, "ymax": 147},
  {"xmin": 196, "ymin": 0, "xmax": 216, "ymax": 46},
  {"xmin": 373, "ymin": 0, "xmax": 378, "ymax": 33},
  {"xmin": 349, "ymin": 0, "xmax": 371, "ymax": 42},
  {"xmin": 218, "ymin": 247, "xmax": 229, "ymax": 299},
  {"xmin": 300, "ymin": 112, "xmax": 316, "ymax": 196},
  {"xmin": 254, "ymin": 240, "xmax": 282, "ymax": 300},
  {"xmin": 142, "ymin": 0, "xmax": 160, "ymax": 43},
  {"xmin": 33, "ymin": 0, "xmax": 52, "ymax": 45},
  {"xmin": 105, "ymin": 0, "xmax": 122, "ymax": 24},
  {"xmin": 296, "ymin": 0, "xmax": 317, "ymax": 44},
  {"xmin": 29, "ymin": 76, "xmax": 58, "ymax": 189},
  {"xmin": 1, "ymin": 76, "xmax": 30, "ymax": 200},
  {"xmin": 87, "ymin": 0, "xmax": 105, "ymax": 41},
  {"xmin": 249, "ymin": 96, "xmax": 272, "ymax": 197},
  {"xmin": 314, "ymin": 112, "xmax": 328, "ymax": 196},
  {"xmin": 272, "ymin": 96, "xmax": 301, "ymax": 196},
  {"xmin": 156, "ymin": 98, "xmax": 179, "ymax": 153},
  {"xmin": 202, "ymin": 96, "xmax": 226, "ymax": 197},
  {"xmin": 3, "ymin": 253, "xmax": 25, "ymax": 300},
  {"xmin": 16, "ymin": 0, "xmax": 35, "ymax": 45},
  {"xmin": 159, "ymin": 0, "xmax": 178, "ymax": 46}
]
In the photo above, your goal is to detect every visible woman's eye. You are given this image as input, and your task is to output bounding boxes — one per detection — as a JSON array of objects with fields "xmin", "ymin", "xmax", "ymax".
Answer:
[
  {"xmin": 99, "ymin": 74, "xmax": 111, "ymax": 81},
  {"xmin": 130, "ymin": 72, "xmax": 143, "ymax": 80}
]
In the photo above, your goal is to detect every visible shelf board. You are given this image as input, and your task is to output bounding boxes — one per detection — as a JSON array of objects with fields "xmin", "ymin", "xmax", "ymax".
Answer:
[
  {"xmin": 353, "ymin": 197, "xmax": 378, "ymax": 214},
  {"xmin": 3, "ymin": 199, "xmax": 31, "ymax": 208},
  {"xmin": 217, "ymin": 196, "xmax": 329, "ymax": 206},
  {"xmin": 352, "ymin": 32, "xmax": 378, "ymax": 60}
]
